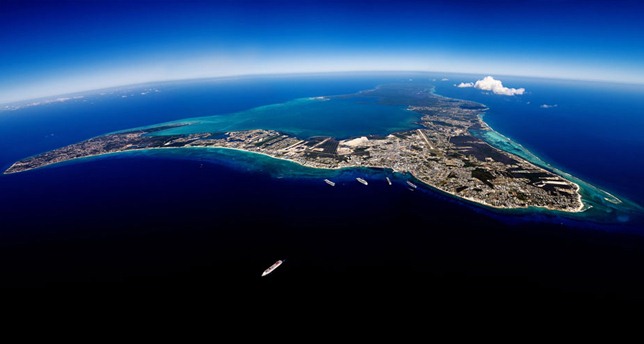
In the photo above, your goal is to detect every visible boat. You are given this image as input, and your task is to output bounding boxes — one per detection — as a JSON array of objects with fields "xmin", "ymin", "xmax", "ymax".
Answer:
[
  {"xmin": 261, "ymin": 259, "xmax": 285, "ymax": 277},
  {"xmin": 356, "ymin": 177, "xmax": 368, "ymax": 186},
  {"xmin": 406, "ymin": 180, "xmax": 417, "ymax": 189},
  {"xmin": 386, "ymin": 177, "xmax": 392, "ymax": 186},
  {"xmin": 324, "ymin": 179, "xmax": 336, "ymax": 186}
]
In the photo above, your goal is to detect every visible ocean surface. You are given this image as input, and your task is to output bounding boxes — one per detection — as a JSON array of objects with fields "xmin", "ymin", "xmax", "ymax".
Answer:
[
  {"xmin": 150, "ymin": 92, "xmax": 421, "ymax": 139},
  {"xmin": 1, "ymin": 72, "xmax": 644, "ymax": 300}
]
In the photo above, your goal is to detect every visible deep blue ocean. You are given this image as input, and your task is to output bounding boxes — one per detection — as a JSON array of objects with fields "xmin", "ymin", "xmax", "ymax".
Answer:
[{"xmin": 1, "ymin": 72, "xmax": 644, "ymax": 300}]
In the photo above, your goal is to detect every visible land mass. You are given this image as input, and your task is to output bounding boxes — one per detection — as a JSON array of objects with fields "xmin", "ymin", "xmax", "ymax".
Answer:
[{"xmin": 4, "ymin": 84, "xmax": 583, "ymax": 212}]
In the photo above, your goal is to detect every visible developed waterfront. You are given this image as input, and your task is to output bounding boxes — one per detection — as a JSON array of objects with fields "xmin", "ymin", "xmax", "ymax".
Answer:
[{"xmin": 4, "ymin": 84, "xmax": 584, "ymax": 212}]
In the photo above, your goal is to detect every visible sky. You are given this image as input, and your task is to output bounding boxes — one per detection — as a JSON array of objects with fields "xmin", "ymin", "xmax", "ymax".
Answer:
[{"xmin": 1, "ymin": 0, "xmax": 643, "ymax": 104}]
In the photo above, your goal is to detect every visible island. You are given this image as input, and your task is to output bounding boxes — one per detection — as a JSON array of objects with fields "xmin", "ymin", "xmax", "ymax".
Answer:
[{"xmin": 3, "ymin": 84, "xmax": 584, "ymax": 212}]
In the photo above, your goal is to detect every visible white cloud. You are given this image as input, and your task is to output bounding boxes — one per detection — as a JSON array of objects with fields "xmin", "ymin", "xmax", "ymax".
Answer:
[
  {"xmin": 540, "ymin": 104, "xmax": 557, "ymax": 109},
  {"xmin": 455, "ymin": 76, "xmax": 525, "ymax": 96},
  {"xmin": 457, "ymin": 82, "xmax": 474, "ymax": 88}
]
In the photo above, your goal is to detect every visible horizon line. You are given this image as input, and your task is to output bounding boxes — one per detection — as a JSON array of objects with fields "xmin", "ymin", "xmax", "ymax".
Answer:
[{"xmin": 3, "ymin": 69, "xmax": 643, "ymax": 106}]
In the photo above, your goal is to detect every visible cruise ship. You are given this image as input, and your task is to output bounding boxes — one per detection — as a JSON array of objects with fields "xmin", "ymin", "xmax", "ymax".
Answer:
[
  {"xmin": 356, "ymin": 177, "xmax": 368, "ymax": 186},
  {"xmin": 324, "ymin": 179, "xmax": 336, "ymax": 186},
  {"xmin": 386, "ymin": 177, "xmax": 392, "ymax": 186},
  {"xmin": 406, "ymin": 180, "xmax": 417, "ymax": 189},
  {"xmin": 261, "ymin": 259, "xmax": 285, "ymax": 277}
]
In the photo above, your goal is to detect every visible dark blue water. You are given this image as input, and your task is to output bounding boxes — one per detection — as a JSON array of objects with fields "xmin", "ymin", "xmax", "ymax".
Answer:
[{"xmin": 1, "ymin": 73, "xmax": 644, "ymax": 302}]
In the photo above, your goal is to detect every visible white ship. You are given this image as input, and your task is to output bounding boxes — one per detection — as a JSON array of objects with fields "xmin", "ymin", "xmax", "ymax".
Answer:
[
  {"xmin": 406, "ymin": 180, "xmax": 417, "ymax": 189},
  {"xmin": 356, "ymin": 177, "xmax": 368, "ymax": 186},
  {"xmin": 386, "ymin": 177, "xmax": 392, "ymax": 186},
  {"xmin": 324, "ymin": 179, "xmax": 336, "ymax": 186},
  {"xmin": 261, "ymin": 259, "xmax": 285, "ymax": 277}
]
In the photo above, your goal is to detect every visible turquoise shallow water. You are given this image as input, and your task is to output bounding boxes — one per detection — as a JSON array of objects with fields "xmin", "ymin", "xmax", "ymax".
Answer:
[{"xmin": 149, "ymin": 93, "xmax": 421, "ymax": 139}]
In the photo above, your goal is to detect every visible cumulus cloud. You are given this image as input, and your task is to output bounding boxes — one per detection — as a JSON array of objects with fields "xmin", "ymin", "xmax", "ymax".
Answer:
[
  {"xmin": 540, "ymin": 104, "xmax": 557, "ymax": 109},
  {"xmin": 456, "ymin": 76, "xmax": 525, "ymax": 96}
]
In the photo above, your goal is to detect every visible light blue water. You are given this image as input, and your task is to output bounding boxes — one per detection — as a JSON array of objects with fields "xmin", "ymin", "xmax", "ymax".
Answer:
[{"xmin": 149, "ymin": 92, "xmax": 421, "ymax": 139}]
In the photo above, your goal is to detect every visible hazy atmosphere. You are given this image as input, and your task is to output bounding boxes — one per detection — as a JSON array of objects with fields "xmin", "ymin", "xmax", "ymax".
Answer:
[{"xmin": 2, "ymin": 0, "xmax": 643, "ymax": 103}]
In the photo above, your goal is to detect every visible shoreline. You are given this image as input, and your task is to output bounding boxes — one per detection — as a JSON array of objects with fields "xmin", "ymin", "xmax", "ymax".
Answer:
[
  {"xmin": 3, "ymin": 143, "xmax": 586, "ymax": 213},
  {"xmin": 470, "ymin": 116, "xmax": 585, "ymax": 213}
]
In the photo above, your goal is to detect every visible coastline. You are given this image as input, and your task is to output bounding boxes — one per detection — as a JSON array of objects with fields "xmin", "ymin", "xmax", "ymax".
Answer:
[
  {"xmin": 3, "ymin": 143, "xmax": 586, "ymax": 213},
  {"xmin": 3, "ymin": 83, "xmax": 606, "ymax": 215},
  {"xmin": 469, "ymin": 115, "xmax": 585, "ymax": 212},
  {"xmin": 471, "ymin": 112, "xmax": 641, "ymax": 213}
]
